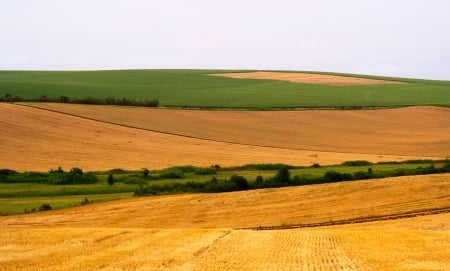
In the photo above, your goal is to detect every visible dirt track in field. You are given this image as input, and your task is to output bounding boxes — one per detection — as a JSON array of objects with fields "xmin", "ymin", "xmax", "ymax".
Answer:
[
  {"xmin": 209, "ymin": 71, "xmax": 405, "ymax": 85},
  {"xmin": 2, "ymin": 174, "xmax": 448, "ymax": 229},
  {"xmin": 30, "ymin": 103, "xmax": 450, "ymax": 158},
  {"xmin": 1, "ymin": 103, "xmax": 437, "ymax": 171}
]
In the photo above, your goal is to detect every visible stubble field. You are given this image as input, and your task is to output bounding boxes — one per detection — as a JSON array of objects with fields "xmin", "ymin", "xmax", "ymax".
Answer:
[
  {"xmin": 1, "ymin": 103, "xmax": 449, "ymax": 171},
  {"xmin": 1, "ymin": 174, "xmax": 449, "ymax": 270}
]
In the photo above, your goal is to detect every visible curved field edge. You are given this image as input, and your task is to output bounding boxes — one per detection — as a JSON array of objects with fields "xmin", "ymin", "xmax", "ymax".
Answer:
[
  {"xmin": 24, "ymin": 103, "xmax": 450, "ymax": 158},
  {"xmin": 1, "ymin": 69, "xmax": 450, "ymax": 107},
  {"xmin": 1, "ymin": 103, "xmax": 437, "ymax": 172},
  {"xmin": 1, "ymin": 174, "xmax": 449, "ymax": 229}
]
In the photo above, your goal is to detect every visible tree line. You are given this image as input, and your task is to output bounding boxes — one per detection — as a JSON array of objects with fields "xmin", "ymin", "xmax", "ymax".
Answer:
[{"xmin": 0, "ymin": 93, "xmax": 159, "ymax": 107}]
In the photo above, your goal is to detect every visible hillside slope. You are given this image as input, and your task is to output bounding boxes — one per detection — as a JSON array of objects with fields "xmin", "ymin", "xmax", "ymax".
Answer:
[
  {"xmin": 1, "ymin": 103, "xmax": 431, "ymax": 171},
  {"xmin": 29, "ymin": 103, "xmax": 450, "ymax": 157},
  {"xmin": 1, "ymin": 69, "xmax": 449, "ymax": 107}
]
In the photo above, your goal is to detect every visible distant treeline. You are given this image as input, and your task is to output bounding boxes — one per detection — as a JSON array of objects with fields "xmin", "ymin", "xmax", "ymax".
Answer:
[
  {"xmin": 2, "ymin": 160, "xmax": 449, "ymax": 197},
  {"xmin": 0, "ymin": 167, "xmax": 98, "ymax": 185},
  {"xmin": 0, "ymin": 93, "xmax": 159, "ymax": 107},
  {"xmin": 134, "ymin": 162, "xmax": 450, "ymax": 196}
]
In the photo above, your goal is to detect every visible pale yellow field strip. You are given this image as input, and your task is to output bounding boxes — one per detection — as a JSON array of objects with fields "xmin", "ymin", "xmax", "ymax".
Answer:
[
  {"xmin": 0, "ymin": 103, "xmax": 431, "ymax": 171},
  {"xmin": 27, "ymin": 103, "xmax": 450, "ymax": 158},
  {"xmin": 209, "ymin": 71, "xmax": 405, "ymax": 85},
  {"xmin": 2, "ymin": 174, "xmax": 449, "ymax": 229},
  {"xmin": 1, "ymin": 213, "xmax": 449, "ymax": 271}
]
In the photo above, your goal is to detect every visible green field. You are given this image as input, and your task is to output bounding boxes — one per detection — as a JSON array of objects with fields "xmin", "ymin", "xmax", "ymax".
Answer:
[
  {"xmin": 1, "ymin": 69, "xmax": 449, "ymax": 108},
  {"xmin": 1, "ymin": 161, "xmax": 447, "ymax": 215}
]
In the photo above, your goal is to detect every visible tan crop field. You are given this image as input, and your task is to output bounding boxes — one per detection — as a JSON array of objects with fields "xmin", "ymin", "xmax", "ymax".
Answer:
[
  {"xmin": 209, "ymin": 71, "xmax": 405, "ymax": 85},
  {"xmin": 1, "ymin": 103, "xmax": 441, "ymax": 172},
  {"xmin": 1, "ymin": 174, "xmax": 449, "ymax": 270},
  {"xmin": 26, "ymin": 103, "xmax": 450, "ymax": 157}
]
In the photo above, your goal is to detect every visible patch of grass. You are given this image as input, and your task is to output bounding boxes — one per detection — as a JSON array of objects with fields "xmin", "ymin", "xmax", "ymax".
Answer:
[
  {"xmin": 1, "ymin": 69, "xmax": 449, "ymax": 108},
  {"xmin": 0, "ymin": 193, "xmax": 131, "ymax": 215}
]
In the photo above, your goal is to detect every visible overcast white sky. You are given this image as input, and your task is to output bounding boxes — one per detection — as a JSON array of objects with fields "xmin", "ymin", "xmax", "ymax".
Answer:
[{"xmin": 1, "ymin": 0, "xmax": 450, "ymax": 79}]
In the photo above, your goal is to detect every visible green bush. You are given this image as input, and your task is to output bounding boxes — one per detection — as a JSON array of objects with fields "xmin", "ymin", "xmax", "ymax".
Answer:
[
  {"xmin": 273, "ymin": 167, "xmax": 290, "ymax": 183},
  {"xmin": 39, "ymin": 203, "xmax": 52, "ymax": 211},
  {"xmin": 195, "ymin": 168, "xmax": 217, "ymax": 175},
  {"xmin": 323, "ymin": 171, "xmax": 353, "ymax": 182},
  {"xmin": 341, "ymin": 160, "xmax": 373, "ymax": 166},
  {"xmin": 159, "ymin": 169, "xmax": 184, "ymax": 179},
  {"xmin": 230, "ymin": 175, "xmax": 249, "ymax": 190}
]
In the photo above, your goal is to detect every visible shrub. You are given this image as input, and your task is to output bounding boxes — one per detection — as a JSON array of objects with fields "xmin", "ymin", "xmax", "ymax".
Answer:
[
  {"xmin": 273, "ymin": 167, "xmax": 290, "ymax": 183},
  {"xmin": 80, "ymin": 198, "xmax": 90, "ymax": 205},
  {"xmin": 230, "ymin": 175, "xmax": 249, "ymax": 190},
  {"xmin": 49, "ymin": 167, "xmax": 64, "ymax": 173},
  {"xmin": 0, "ymin": 169, "xmax": 18, "ymax": 176},
  {"xmin": 107, "ymin": 174, "xmax": 114, "ymax": 186},
  {"xmin": 159, "ymin": 169, "xmax": 184, "ymax": 179},
  {"xmin": 108, "ymin": 168, "xmax": 125, "ymax": 174},
  {"xmin": 324, "ymin": 171, "xmax": 343, "ymax": 182},
  {"xmin": 311, "ymin": 163, "xmax": 320, "ymax": 168},
  {"xmin": 195, "ymin": 168, "xmax": 217, "ymax": 175},
  {"xmin": 39, "ymin": 203, "xmax": 52, "ymax": 211},
  {"xmin": 255, "ymin": 175, "xmax": 264, "ymax": 183},
  {"xmin": 341, "ymin": 160, "xmax": 372, "ymax": 166},
  {"xmin": 353, "ymin": 171, "xmax": 371, "ymax": 180}
]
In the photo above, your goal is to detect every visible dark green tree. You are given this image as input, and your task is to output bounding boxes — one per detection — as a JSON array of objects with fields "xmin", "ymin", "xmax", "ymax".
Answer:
[
  {"xmin": 107, "ymin": 174, "xmax": 114, "ymax": 186},
  {"xmin": 143, "ymin": 168, "xmax": 150, "ymax": 177},
  {"xmin": 230, "ymin": 175, "xmax": 249, "ymax": 190},
  {"xmin": 274, "ymin": 167, "xmax": 290, "ymax": 183}
]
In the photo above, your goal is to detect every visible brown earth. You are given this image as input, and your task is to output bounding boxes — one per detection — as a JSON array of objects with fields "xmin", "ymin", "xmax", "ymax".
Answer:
[
  {"xmin": 209, "ymin": 71, "xmax": 405, "ymax": 85},
  {"xmin": 29, "ymin": 103, "xmax": 450, "ymax": 158},
  {"xmin": 0, "ymin": 103, "xmax": 436, "ymax": 171}
]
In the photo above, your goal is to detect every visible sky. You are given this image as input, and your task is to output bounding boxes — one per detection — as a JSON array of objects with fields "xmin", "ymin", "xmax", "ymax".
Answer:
[{"xmin": 1, "ymin": 0, "xmax": 450, "ymax": 80}]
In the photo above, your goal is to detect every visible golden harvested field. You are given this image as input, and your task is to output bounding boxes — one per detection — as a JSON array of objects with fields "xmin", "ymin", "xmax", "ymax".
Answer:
[
  {"xmin": 27, "ymin": 103, "xmax": 450, "ymax": 157},
  {"xmin": 1, "ymin": 103, "xmax": 438, "ymax": 171},
  {"xmin": 1, "ymin": 174, "xmax": 449, "ymax": 270},
  {"xmin": 209, "ymin": 71, "xmax": 405, "ymax": 85},
  {"xmin": 2, "ymin": 174, "xmax": 449, "ymax": 228}
]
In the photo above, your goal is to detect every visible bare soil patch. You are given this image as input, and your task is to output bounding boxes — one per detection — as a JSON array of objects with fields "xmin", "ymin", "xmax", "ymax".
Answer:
[
  {"xmin": 209, "ymin": 71, "xmax": 405, "ymax": 85},
  {"xmin": 0, "ymin": 103, "xmax": 430, "ymax": 171}
]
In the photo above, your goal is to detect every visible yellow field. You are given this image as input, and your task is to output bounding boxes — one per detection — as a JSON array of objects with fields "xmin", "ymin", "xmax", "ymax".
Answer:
[
  {"xmin": 2, "ymin": 103, "xmax": 440, "ymax": 171},
  {"xmin": 1, "ymin": 174, "xmax": 449, "ymax": 270},
  {"xmin": 209, "ymin": 71, "xmax": 405, "ymax": 85},
  {"xmin": 2, "ymin": 174, "xmax": 449, "ymax": 228}
]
